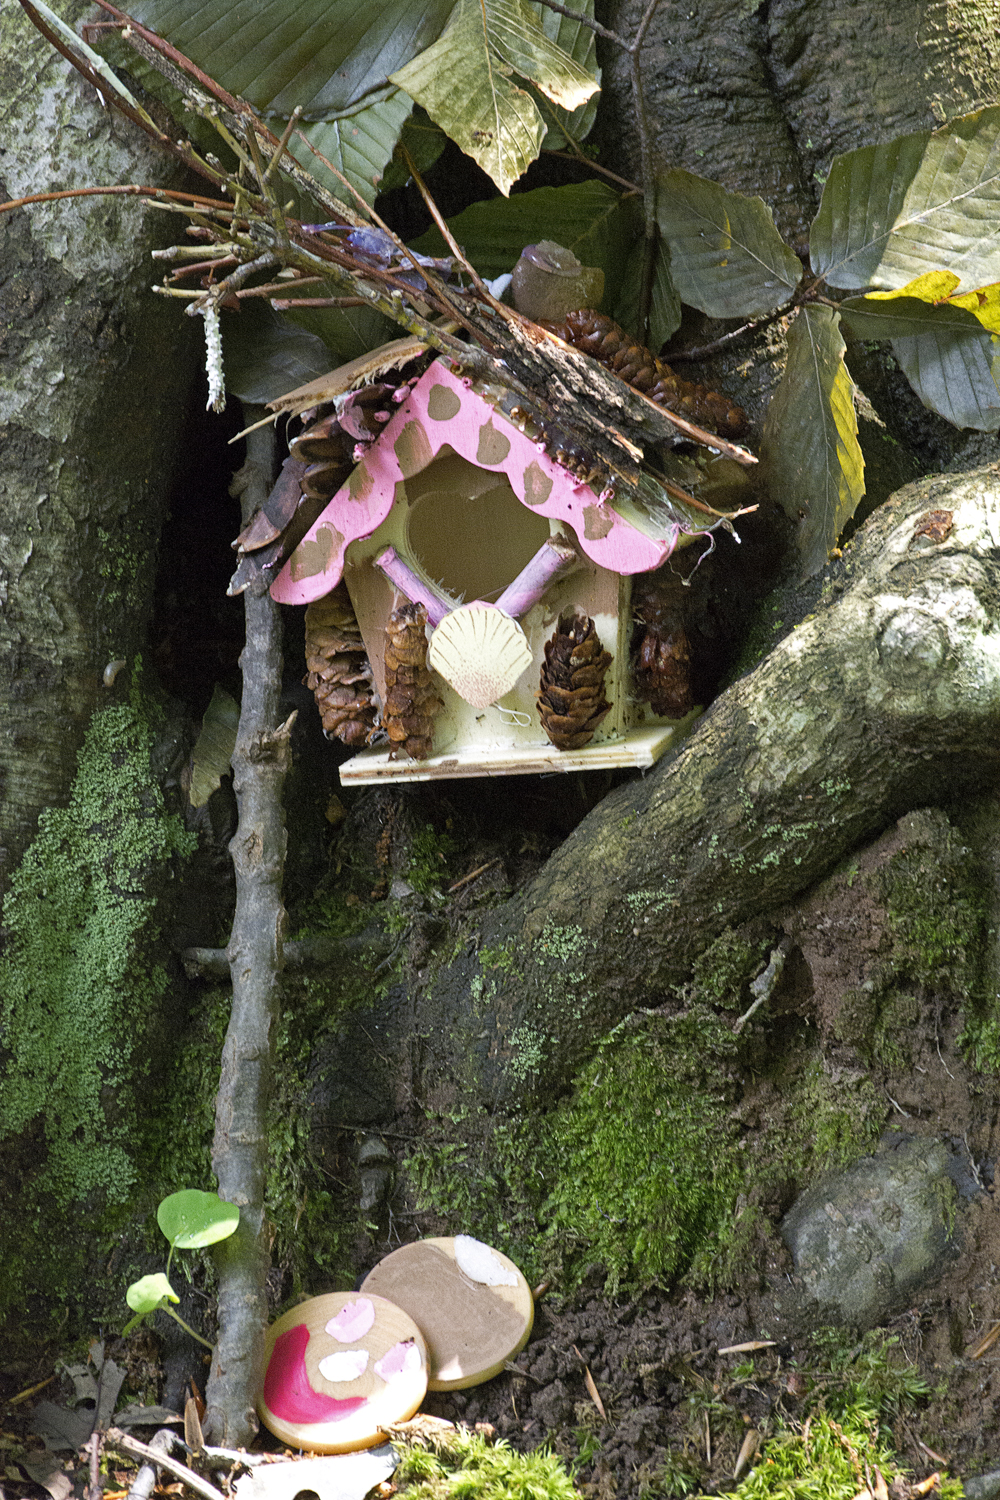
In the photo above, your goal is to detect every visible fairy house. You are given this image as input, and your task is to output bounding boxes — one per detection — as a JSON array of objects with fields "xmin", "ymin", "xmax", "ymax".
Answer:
[{"xmin": 269, "ymin": 358, "xmax": 700, "ymax": 784}]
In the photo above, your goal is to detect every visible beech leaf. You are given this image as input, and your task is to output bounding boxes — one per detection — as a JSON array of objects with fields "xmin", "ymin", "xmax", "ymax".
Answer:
[
  {"xmin": 126, "ymin": 0, "xmax": 456, "ymax": 117},
  {"xmin": 761, "ymin": 306, "xmax": 865, "ymax": 578},
  {"xmin": 864, "ymin": 273, "xmax": 1000, "ymax": 336},
  {"xmin": 414, "ymin": 180, "xmax": 634, "ymax": 287},
  {"xmin": 656, "ymin": 169, "xmax": 802, "ymax": 318},
  {"xmin": 810, "ymin": 106, "xmax": 1000, "ymax": 292},
  {"xmin": 525, "ymin": 0, "xmax": 599, "ymax": 151},
  {"xmin": 291, "ymin": 89, "xmax": 414, "ymax": 205},
  {"xmin": 613, "ymin": 235, "xmax": 682, "ymax": 347},
  {"xmin": 390, "ymin": 0, "xmax": 599, "ymax": 194},
  {"xmin": 840, "ymin": 295, "xmax": 1000, "ymax": 429}
]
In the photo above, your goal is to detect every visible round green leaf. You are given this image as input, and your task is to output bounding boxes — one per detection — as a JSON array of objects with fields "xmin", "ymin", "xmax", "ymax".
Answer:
[
  {"xmin": 157, "ymin": 1190, "xmax": 240, "ymax": 1249},
  {"xmin": 126, "ymin": 1273, "xmax": 179, "ymax": 1314}
]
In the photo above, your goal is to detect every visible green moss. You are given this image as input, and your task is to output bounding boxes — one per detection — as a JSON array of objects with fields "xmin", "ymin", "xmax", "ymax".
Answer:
[
  {"xmin": 405, "ymin": 822, "xmax": 457, "ymax": 898},
  {"xmin": 407, "ymin": 930, "xmax": 888, "ymax": 1298},
  {"xmin": 0, "ymin": 684, "xmax": 195, "ymax": 1194},
  {"xmin": 870, "ymin": 814, "xmax": 990, "ymax": 1069},
  {"xmin": 0, "ymin": 673, "xmax": 196, "ymax": 1325},
  {"xmin": 711, "ymin": 1403, "xmax": 909, "ymax": 1500},
  {"xmin": 395, "ymin": 1428, "xmax": 581, "ymax": 1499},
  {"xmin": 641, "ymin": 1332, "xmax": 956, "ymax": 1500},
  {"xmin": 538, "ymin": 1012, "xmax": 742, "ymax": 1293}
]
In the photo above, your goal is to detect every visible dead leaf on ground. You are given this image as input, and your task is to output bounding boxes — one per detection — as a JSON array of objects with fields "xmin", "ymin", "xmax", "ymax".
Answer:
[
  {"xmin": 573, "ymin": 1345, "xmax": 607, "ymax": 1420},
  {"xmin": 18, "ymin": 1452, "xmax": 73, "ymax": 1500}
]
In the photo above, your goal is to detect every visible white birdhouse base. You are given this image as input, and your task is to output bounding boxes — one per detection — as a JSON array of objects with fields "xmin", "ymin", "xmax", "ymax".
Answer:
[{"xmin": 338, "ymin": 715, "xmax": 699, "ymax": 784}]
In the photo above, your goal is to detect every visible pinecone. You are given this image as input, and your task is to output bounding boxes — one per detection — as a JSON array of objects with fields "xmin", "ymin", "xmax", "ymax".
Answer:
[
  {"xmin": 304, "ymin": 586, "xmax": 379, "ymax": 746},
  {"xmin": 540, "ymin": 309, "xmax": 747, "ymax": 440},
  {"xmin": 632, "ymin": 573, "xmax": 695, "ymax": 719},
  {"xmin": 538, "ymin": 613, "xmax": 612, "ymax": 750},
  {"xmin": 228, "ymin": 382, "xmax": 406, "ymax": 595},
  {"xmin": 384, "ymin": 601, "xmax": 444, "ymax": 761}
]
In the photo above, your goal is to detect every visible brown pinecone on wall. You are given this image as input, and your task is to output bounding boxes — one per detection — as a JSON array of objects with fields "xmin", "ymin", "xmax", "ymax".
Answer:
[
  {"xmin": 304, "ymin": 586, "xmax": 379, "ymax": 746},
  {"xmin": 539, "ymin": 309, "xmax": 747, "ymax": 440},
  {"xmin": 538, "ymin": 613, "xmax": 612, "ymax": 750},
  {"xmin": 632, "ymin": 573, "xmax": 695, "ymax": 720},
  {"xmin": 384, "ymin": 601, "xmax": 444, "ymax": 761}
]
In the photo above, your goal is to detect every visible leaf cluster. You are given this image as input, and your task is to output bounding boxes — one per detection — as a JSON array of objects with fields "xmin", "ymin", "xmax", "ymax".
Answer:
[
  {"xmin": 24, "ymin": 1, "xmax": 1000, "ymax": 582},
  {"xmin": 124, "ymin": 1188, "xmax": 239, "ymax": 1346}
]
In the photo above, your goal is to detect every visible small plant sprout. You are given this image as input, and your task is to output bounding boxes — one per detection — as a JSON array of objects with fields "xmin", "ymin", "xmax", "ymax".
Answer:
[{"xmin": 124, "ymin": 1189, "xmax": 240, "ymax": 1349}]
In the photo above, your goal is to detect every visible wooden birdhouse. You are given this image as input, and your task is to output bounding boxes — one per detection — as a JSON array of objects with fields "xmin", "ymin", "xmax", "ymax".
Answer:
[{"xmin": 269, "ymin": 359, "xmax": 702, "ymax": 783}]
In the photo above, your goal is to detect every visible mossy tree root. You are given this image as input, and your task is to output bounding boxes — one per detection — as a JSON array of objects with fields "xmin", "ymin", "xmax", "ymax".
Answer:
[
  {"xmin": 203, "ymin": 422, "xmax": 293, "ymax": 1446},
  {"xmin": 418, "ymin": 465, "xmax": 1000, "ymax": 1109}
]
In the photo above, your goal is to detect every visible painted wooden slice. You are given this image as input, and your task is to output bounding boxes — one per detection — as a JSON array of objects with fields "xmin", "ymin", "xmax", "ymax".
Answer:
[
  {"xmin": 257, "ymin": 1292, "xmax": 428, "ymax": 1453},
  {"xmin": 427, "ymin": 605, "xmax": 533, "ymax": 709},
  {"xmin": 360, "ymin": 1236, "xmax": 534, "ymax": 1391}
]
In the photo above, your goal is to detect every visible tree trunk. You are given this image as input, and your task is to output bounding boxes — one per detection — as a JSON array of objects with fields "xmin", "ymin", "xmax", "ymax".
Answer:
[{"xmin": 0, "ymin": 0, "xmax": 198, "ymax": 895}]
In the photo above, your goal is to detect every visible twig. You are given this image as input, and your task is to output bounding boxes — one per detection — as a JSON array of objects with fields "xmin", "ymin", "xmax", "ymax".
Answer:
[
  {"xmin": 541, "ymin": 149, "xmax": 640, "ymax": 193},
  {"xmin": 531, "ymin": 0, "xmax": 625, "ymax": 44},
  {"xmin": 449, "ymin": 859, "xmax": 503, "ymax": 893},
  {"xmin": 203, "ymin": 425, "xmax": 290, "ymax": 1447},
  {"xmin": 0, "ymin": 184, "xmax": 237, "ymax": 216},
  {"xmin": 108, "ymin": 1428, "xmax": 226, "ymax": 1500},
  {"xmin": 84, "ymin": 1432, "xmax": 101, "ymax": 1500},
  {"xmin": 401, "ymin": 146, "xmax": 493, "ymax": 304},
  {"xmin": 263, "ymin": 107, "xmax": 302, "ymax": 186},
  {"xmin": 629, "ymin": 0, "xmax": 664, "ymax": 336},
  {"xmin": 735, "ymin": 937, "xmax": 792, "ymax": 1031},
  {"xmin": 270, "ymin": 295, "xmax": 369, "ymax": 308},
  {"xmin": 667, "ymin": 300, "xmax": 800, "ymax": 362},
  {"xmin": 124, "ymin": 1426, "xmax": 175, "ymax": 1500},
  {"xmin": 180, "ymin": 933, "xmax": 394, "ymax": 976}
]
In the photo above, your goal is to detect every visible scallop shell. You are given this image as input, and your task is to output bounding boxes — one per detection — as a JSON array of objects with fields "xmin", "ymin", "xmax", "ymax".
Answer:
[{"xmin": 428, "ymin": 605, "xmax": 533, "ymax": 709}]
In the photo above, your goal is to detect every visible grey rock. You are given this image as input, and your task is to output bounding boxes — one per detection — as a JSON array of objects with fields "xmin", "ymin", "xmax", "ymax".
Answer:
[
  {"xmin": 779, "ymin": 1136, "xmax": 958, "ymax": 1328},
  {"xmin": 963, "ymin": 1468, "xmax": 1000, "ymax": 1499}
]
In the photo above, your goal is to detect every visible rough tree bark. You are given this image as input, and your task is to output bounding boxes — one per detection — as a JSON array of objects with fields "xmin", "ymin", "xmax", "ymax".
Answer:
[
  {"xmin": 332, "ymin": 466, "xmax": 1000, "ymax": 1110},
  {"xmin": 0, "ymin": 0, "xmax": 198, "ymax": 895}
]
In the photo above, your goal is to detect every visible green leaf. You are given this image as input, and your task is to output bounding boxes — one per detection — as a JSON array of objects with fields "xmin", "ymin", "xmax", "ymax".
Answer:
[
  {"xmin": 414, "ymin": 180, "xmax": 631, "ymax": 284},
  {"xmin": 285, "ymin": 300, "xmax": 400, "ymax": 366},
  {"xmin": 189, "ymin": 686, "xmax": 239, "ymax": 809},
  {"xmin": 157, "ymin": 1190, "xmax": 240, "ymax": 1249},
  {"xmin": 378, "ymin": 106, "xmax": 449, "ymax": 194},
  {"xmin": 525, "ymin": 0, "xmax": 599, "ymax": 152},
  {"xmin": 126, "ymin": 0, "xmax": 457, "ymax": 117},
  {"xmin": 292, "ymin": 88, "xmax": 414, "ymax": 205},
  {"xmin": 612, "ymin": 235, "xmax": 682, "ymax": 348},
  {"xmin": 761, "ymin": 306, "xmax": 865, "ymax": 578},
  {"xmin": 840, "ymin": 295, "xmax": 1000, "ymax": 429},
  {"xmin": 656, "ymin": 170, "xmax": 802, "ymax": 318},
  {"xmin": 126, "ymin": 1273, "xmax": 178, "ymax": 1315},
  {"xmin": 810, "ymin": 107, "xmax": 1000, "ymax": 292},
  {"xmin": 390, "ymin": 0, "xmax": 599, "ymax": 195},
  {"xmin": 222, "ymin": 302, "xmax": 334, "ymax": 406}
]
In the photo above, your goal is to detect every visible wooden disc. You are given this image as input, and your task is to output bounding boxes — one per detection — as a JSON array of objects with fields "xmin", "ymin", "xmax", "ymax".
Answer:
[
  {"xmin": 361, "ymin": 1236, "xmax": 534, "ymax": 1390},
  {"xmin": 257, "ymin": 1292, "xmax": 428, "ymax": 1453}
]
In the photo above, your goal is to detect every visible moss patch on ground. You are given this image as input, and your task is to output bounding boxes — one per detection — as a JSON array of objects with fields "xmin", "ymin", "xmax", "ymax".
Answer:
[
  {"xmin": 406, "ymin": 925, "xmax": 885, "ymax": 1296},
  {"xmin": 395, "ymin": 1428, "xmax": 581, "ymax": 1499}
]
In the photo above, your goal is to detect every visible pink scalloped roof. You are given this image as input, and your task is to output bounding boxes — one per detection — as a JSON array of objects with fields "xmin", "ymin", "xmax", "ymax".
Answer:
[{"xmin": 270, "ymin": 360, "xmax": 674, "ymax": 606}]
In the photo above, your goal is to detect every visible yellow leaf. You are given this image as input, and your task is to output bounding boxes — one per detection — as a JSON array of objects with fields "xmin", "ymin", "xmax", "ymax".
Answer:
[
  {"xmin": 864, "ymin": 270, "xmax": 960, "ymax": 302},
  {"xmin": 945, "ymin": 281, "xmax": 1000, "ymax": 333}
]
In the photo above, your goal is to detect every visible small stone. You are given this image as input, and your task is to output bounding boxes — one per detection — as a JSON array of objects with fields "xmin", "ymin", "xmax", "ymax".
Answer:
[{"xmin": 779, "ymin": 1135, "xmax": 959, "ymax": 1328}]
